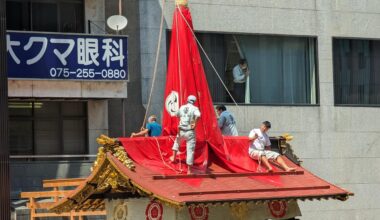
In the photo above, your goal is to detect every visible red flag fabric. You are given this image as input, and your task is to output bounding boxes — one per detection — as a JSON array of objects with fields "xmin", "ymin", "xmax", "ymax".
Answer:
[
  {"xmin": 162, "ymin": 6, "xmax": 223, "ymax": 150},
  {"xmin": 119, "ymin": 136, "xmax": 282, "ymax": 186},
  {"xmin": 119, "ymin": 5, "xmax": 282, "ymax": 187}
]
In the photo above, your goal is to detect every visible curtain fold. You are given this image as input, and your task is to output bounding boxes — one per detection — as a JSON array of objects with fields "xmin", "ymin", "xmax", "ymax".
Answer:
[
  {"xmin": 237, "ymin": 35, "xmax": 316, "ymax": 104},
  {"xmin": 197, "ymin": 33, "xmax": 226, "ymax": 103},
  {"xmin": 333, "ymin": 39, "xmax": 377, "ymax": 105}
]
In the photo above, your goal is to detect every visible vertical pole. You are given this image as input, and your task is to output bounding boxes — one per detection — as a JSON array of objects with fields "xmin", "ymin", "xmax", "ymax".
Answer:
[
  {"xmin": 0, "ymin": 0, "xmax": 11, "ymax": 218},
  {"xmin": 122, "ymin": 99, "xmax": 126, "ymax": 137},
  {"xmin": 87, "ymin": 20, "xmax": 91, "ymax": 34}
]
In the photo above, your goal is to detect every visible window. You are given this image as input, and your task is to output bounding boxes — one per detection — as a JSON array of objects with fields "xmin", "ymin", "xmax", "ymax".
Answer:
[
  {"xmin": 6, "ymin": 0, "xmax": 84, "ymax": 33},
  {"xmin": 194, "ymin": 33, "xmax": 318, "ymax": 105},
  {"xmin": 333, "ymin": 39, "xmax": 380, "ymax": 105},
  {"xmin": 9, "ymin": 101, "xmax": 88, "ymax": 156}
]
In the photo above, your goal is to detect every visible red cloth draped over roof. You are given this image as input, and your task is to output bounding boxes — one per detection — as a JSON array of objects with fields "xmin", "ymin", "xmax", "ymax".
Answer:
[
  {"xmin": 120, "ymin": 5, "xmax": 281, "ymax": 186},
  {"xmin": 161, "ymin": 6, "xmax": 222, "ymax": 147}
]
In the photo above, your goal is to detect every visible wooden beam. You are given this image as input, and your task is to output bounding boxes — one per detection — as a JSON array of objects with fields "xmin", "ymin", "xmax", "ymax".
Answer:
[
  {"xmin": 27, "ymin": 202, "xmax": 55, "ymax": 209},
  {"xmin": 153, "ymin": 170, "xmax": 304, "ymax": 180},
  {"xmin": 33, "ymin": 210, "xmax": 106, "ymax": 217},
  {"xmin": 21, "ymin": 190, "xmax": 74, "ymax": 198},
  {"xmin": 178, "ymin": 185, "xmax": 331, "ymax": 196},
  {"xmin": 43, "ymin": 178, "xmax": 86, "ymax": 188}
]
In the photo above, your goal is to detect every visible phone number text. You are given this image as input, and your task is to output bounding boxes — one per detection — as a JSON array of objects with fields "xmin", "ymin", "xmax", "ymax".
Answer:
[{"xmin": 49, "ymin": 68, "xmax": 127, "ymax": 79}]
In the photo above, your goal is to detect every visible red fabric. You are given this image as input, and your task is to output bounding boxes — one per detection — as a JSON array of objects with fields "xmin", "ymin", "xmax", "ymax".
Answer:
[
  {"xmin": 119, "ymin": 137, "xmax": 208, "ymax": 173},
  {"xmin": 162, "ymin": 6, "xmax": 223, "ymax": 152},
  {"xmin": 119, "ymin": 6, "xmax": 281, "ymax": 186},
  {"xmin": 119, "ymin": 136, "xmax": 207, "ymax": 186},
  {"xmin": 119, "ymin": 136, "xmax": 281, "ymax": 186},
  {"xmin": 209, "ymin": 137, "xmax": 282, "ymax": 186}
]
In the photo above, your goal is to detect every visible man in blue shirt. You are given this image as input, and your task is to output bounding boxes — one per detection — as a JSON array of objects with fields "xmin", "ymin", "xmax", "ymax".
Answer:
[
  {"xmin": 131, "ymin": 115, "xmax": 162, "ymax": 137},
  {"xmin": 216, "ymin": 105, "xmax": 238, "ymax": 136}
]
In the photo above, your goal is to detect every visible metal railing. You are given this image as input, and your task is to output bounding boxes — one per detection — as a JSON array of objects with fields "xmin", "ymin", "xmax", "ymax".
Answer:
[{"xmin": 10, "ymin": 154, "xmax": 97, "ymax": 159}]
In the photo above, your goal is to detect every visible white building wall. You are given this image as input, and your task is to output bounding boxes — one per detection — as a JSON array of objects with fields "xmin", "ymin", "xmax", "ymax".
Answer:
[{"xmin": 141, "ymin": 0, "xmax": 380, "ymax": 219}]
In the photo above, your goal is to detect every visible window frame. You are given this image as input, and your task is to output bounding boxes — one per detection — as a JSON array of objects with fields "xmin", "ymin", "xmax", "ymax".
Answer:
[
  {"xmin": 6, "ymin": 0, "xmax": 85, "ymax": 33},
  {"xmin": 166, "ymin": 30, "xmax": 321, "ymax": 106},
  {"xmin": 332, "ymin": 37, "xmax": 380, "ymax": 107},
  {"xmin": 9, "ymin": 100, "xmax": 89, "ymax": 157}
]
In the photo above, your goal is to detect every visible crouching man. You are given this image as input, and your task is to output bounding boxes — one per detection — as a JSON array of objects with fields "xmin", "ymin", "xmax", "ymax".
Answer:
[{"xmin": 249, "ymin": 121, "xmax": 295, "ymax": 172}]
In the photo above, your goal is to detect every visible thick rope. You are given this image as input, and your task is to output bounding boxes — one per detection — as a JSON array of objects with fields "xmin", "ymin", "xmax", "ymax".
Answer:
[
  {"xmin": 176, "ymin": 5, "xmax": 240, "ymax": 108},
  {"xmin": 175, "ymin": 6, "xmax": 183, "ymax": 104}
]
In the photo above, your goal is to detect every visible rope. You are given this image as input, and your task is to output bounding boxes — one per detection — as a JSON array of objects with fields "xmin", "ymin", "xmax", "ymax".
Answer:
[
  {"xmin": 176, "ymin": 5, "xmax": 242, "ymax": 161},
  {"xmin": 141, "ymin": 0, "xmax": 166, "ymax": 128},
  {"xmin": 176, "ymin": 5, "xmax": 240, "ymax": 108},
  {"xmin": 175, "ymin": 6, "xmax": 183, "ymax": 104},
  {"xmin": 153, "ymin": 137, "xmax": 182, "ymax": 173}
]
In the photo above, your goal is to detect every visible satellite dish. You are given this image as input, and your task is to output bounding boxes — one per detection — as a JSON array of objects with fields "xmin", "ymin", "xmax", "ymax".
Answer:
[{"xmin": 107, "ymin": 15, "xmax": 128, "ymax": 31}]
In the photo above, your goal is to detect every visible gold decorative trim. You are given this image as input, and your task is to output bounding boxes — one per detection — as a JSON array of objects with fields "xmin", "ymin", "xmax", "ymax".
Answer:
[
  {"xmin": 278, "ymin": 133, "xmax": 302, "ymax": 165},
  {"xmin": 281, "ymin": 133, "xmax": 293, "ymax": 142},
  {"xmin": 93, "ymin": 135, "xmax": 135, "ymax": 171},
  {"xmin": 176, "ymin": 0, "xmax": 188, "ymax": 7},
  {"xmin": 50, "ymin": 135, "xmax": 353, "ymax": 212},
  {"xmin": 230, "ymin": 202, "xmax": 249, "ymax": 220}
]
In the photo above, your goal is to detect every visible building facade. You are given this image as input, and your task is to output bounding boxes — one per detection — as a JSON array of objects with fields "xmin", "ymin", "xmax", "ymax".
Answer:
[
  {"xmin": 140, "ymin": 0, "xmax": 380, "ymax": 219},
  {"xmin": 7, "ymin": 0, "xmax": 380, "ymax": 219},
  {"xmin": 7, "ymin": 0, "xmax": 145, "ymax": 202}
]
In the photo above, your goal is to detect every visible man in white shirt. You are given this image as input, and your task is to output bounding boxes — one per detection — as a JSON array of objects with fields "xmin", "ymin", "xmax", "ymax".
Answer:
[
  {"xmin": 248, "ymin": 121, "xmax": 295, "ymax": 172},
  {"xmin": 232, "ymin": 59, "xmax": 249, "ymax": 103},
  {"xmin": 170, "ymin": 95, "xmax": 201, "ymax": 174}
]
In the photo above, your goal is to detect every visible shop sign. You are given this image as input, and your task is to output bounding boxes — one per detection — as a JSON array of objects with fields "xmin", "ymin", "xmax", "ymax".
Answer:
[{"xmin": 6, "ymin": 31, "xmax": 128, "ymax": 81}]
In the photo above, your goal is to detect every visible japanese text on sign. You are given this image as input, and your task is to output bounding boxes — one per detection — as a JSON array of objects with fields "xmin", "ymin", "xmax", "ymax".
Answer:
[{"xmin": 7, "ymin": 31, "xmax": 128, "ymax": 81}]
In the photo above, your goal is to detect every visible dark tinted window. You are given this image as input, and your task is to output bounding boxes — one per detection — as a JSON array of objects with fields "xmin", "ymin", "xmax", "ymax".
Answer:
[
  {"xmin": 9, "ymin": 101, "xmax": 88, "ymax": 156},
  {"xmin": 6, "ymin": 0, "xmax": 84, "ymax": 33},
  {"xmin": 333, "ymin": 39, "xmax": 380, "ymax": 105}
]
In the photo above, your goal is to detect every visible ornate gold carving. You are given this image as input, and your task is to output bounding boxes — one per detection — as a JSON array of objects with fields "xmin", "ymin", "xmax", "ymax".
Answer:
[
  {"xmin": 176, "ymin": 0, "xmax": 188, "ymax": 6},
  {"xmin": 281, "ymin": 133, "xmax": 293, "ymax": 142},
  {"xmin": 114, "ymin": 146, "xmax": 135, "ymax": 170},
  {"xmin": 230, "ymin": 202, "xmax": 249, "ymax": 220},
  {"xmin": 96, "ymin": 164, "xmax": 135, "ymax": 194},
  {"xmin": 92, "ymin": 135, "xmax": 135, "ymax": 171},
  {"xmin": 278, "ymin": 133, "xmax": 302, "ymax": 165}
]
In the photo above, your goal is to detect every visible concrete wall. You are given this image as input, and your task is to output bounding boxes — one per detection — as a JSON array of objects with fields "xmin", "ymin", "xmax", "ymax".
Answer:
[
  {"xmin": 88, "ymin": 100, "xmax": 108, "ymax": 154},
  {"xmin": 139, "ymin": 0, "xmax": 169, "ymax": 122},
  {"xmin": 85, "ymin": 0, "xmax": 105, "ymax": 34},
  {"xmin": 8, "ymin": 80, "xmax": 127, "ymax": 98},
  {"xmin": 140, "ymin": 0, "xmax": 380, "ymax": 219},
  {"xmin": 106, "ymin": 0, "xmax": 146, "ymax": 137}
]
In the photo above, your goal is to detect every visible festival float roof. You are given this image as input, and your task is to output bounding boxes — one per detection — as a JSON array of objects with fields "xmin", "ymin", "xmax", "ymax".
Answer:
[
  {"xmin": 50, "ymin": 135, "xmax": 352, "ymax": 213},
  {"xmin": 50, "ymin": 0, "xmax": 352, "ymax": 213}
]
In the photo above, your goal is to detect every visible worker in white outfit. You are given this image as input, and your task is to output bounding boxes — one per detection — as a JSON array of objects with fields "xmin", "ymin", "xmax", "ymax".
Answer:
[
  {"xmin": 170, "ymin": 95, "xmax": 201, "ymax": 174},
  {"xmin": 248, "ymin": 121, "xmax": 296, "ymax": 172}
]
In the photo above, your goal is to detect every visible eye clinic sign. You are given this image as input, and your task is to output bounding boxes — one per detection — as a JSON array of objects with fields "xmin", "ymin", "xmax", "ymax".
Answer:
[{"xmin": 6, "ymin": 31, "xmax": 128, "ymax": 81}]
